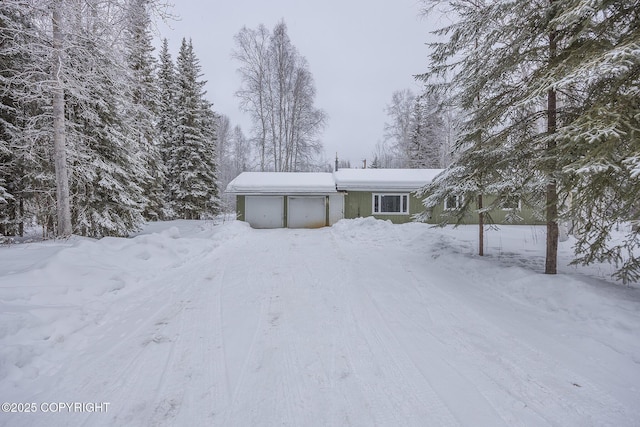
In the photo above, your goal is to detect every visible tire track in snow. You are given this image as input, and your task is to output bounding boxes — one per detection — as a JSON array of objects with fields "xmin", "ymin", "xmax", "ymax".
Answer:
[
  {"xmin": 104, "ymin": 246, "xmax": 233, "ymax": 426},
  {"xmin": 301, "ymin": 239, "xmax": 361, "ymax": 426},
  {"xmin": 396, "ymin": 256, "xmax": 636, "ymax": 426},
  {"xmin": 268, "ymin": 273, "xmax": 305, "ymax": 426},
  {"xmin": 25, "ymin": 246, "xmax": 223, "ymax": 427},
  {"xmin": 146, "ymin": 256, "xmax": 231, "ymax": 426},
  {"xmin": 347, "ymin": 276, "xmax": 460, "ymax": 426},
  {"xmin": 102, "ymin": 268, "xmax": 204, "ymax": 426},
  {"xmin": 332, "ymin": 234, "xmax": 460, "ymax": 426},
  {"xmin": 218, "ymin": 231, "xmax": 292, "ymax": 425},
  {"xmin": 229, "ymin": 231, "xmax": 342, "ymax": 426},
  {"xmin": 275, "ymin": 233, "xmax": 363, "ymax": 426},
  {"xmin": 13, "ymin": 277, "xmax": 189, "ymax": 427},
  {"xmin": 207, "ymin": 255, "xmax": 233, "ymax": 420},
  {"xmin": 331, "ymin": 225, "xmax": 639, "ymax": 426}
]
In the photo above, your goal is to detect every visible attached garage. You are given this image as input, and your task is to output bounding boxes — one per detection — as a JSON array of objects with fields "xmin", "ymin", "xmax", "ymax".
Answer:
[
  {"xmin": 226, "ymin": 172, "xmax": 341, "ymax": 229},
  {"xmin": 287, "ymin": 196, "xmax": 326, "ymax": 229},
  {"xmin": 245, "ymin": 196, "xmax": 284, "ymax": 229}
]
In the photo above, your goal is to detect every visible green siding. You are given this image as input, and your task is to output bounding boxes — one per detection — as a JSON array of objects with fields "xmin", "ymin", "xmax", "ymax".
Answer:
[
  {"xmin": 236, "ymin": 195, "xmax": 245, "ymax": 221},
  {"xmin": 325, "ymin": 195, "xmax": 330, "ymax": 226},
  {"xmin": 239, "ymin": 191, "xmax": 545, "ymax": 227},
  {"xmin": 283, "ymin": 196, "xmax": 288, "ymax": 228},
  {"xmin": 344, "ymin": 191, "xmax": 544, "ymax": 225},
  {"xmin": 427, "ymin": 195, "xmax": 544, "ymax": 225},
  {"xmin": 344, "ymin": 191, "xmax": 371, "ymax": 219},
  {"xmin": 343, "ymin": 191, "xmax": 422, "ymax": 224}
]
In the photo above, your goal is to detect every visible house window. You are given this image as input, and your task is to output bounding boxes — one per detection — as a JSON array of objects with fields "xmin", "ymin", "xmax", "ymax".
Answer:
[
  {"xmin": 502, "ymin": 196, "xmax": 521, "ymax": 210},
  {"xmin": 373, "ymin": 194, "xmax": 409, "ymax": 215},
  {"xmin": 444, "ymin": 195, "xmax": 462, "ymax": 210}
]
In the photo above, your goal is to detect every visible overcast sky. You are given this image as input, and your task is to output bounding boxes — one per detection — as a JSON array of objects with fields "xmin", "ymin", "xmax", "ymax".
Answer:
[{"xmin": 156, "ymin": 0, "xmax": 445, "ymax": 167}]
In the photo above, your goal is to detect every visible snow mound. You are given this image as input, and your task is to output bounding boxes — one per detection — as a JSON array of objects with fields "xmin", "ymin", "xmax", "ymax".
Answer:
[
  {"xmin": 0, "ymin": 220, "xmax": 250, "ymax": 389},
  {"xmin": 162, "ymin": 226, "xmax": 181, "ymax": 239},
  {"xmin": 331, "ymin": 217, "xmax": 398, "ymax": 244}
]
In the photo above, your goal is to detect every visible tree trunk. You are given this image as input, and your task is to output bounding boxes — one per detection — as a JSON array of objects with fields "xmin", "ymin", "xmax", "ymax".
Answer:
[
  {"xmin": 478, "ymin": 195, "xmax": 484, "ymax": 256},
  {"xmin": 18, "ymin": 197, "xmax": 24, "ymax": 237},
  {"xmin": 474, "ymin": 34, "xmax": 484, "ymax": 257},
  {"xmin": 52, "ymin": 2, "xmax": 72, "ymax": 237},
  {"xmin": 545, "ymin": 10, "xmax": 558, "ymax": 275}
]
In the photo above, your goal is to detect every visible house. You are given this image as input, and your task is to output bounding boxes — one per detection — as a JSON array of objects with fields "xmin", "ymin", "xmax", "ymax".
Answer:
[
  {"xmin": 225, "ymin": 169, "xmax": 544, "ymax": 229},
  {"xmin": 225, "ymin": 172, "xmax": 343, "ymax": 229},
  {"xmin": 333, "ymin": 168, "xmax": 443, "ymax": 224},
  {"xmin": 226, "ymin": 169, "xmax": 443, "ymax": 229}
]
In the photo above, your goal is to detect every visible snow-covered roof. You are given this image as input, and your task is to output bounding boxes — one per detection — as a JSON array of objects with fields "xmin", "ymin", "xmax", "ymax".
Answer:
[
  {"xmin": 225, "ymin": 169, "xmax": 445, "ymax": 194},
  {"xmin": 226, "ymin": 172, "xmax": 337, "ymax": 194},
  {"xmin": 333, "ymin": 168, "xmax": 444, "ymax": 191}
]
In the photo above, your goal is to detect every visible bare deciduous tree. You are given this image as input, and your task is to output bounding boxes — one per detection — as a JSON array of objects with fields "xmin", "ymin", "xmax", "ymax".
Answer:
[{"xmin": 233, "ymin": 20, "xmax": 326, "ymax": 172}]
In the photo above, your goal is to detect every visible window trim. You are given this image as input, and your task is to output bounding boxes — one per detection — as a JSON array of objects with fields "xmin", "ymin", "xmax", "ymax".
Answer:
[
  {"xmin": 501, "ymin": 196, "xmax": 522, "ymax": 211},
  {"xmin": 444, "ymin": 195, "xmax": 463, "ymax": 211},
  {"xmin": 372, "ymin": 193, "xmax": 410, "ymax": 215}
]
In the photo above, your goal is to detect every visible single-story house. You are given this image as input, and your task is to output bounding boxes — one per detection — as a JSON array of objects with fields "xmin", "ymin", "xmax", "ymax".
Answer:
[
  {"xmin": 224, "ymin": 172, "xmax": 343, "ymax": 229},
  {"xmin": 333, "ymin": 168, "xmax": 443, "ymax": 224},
  {"xmin": 225, "ymin": 169, "xmax": 544, "ymax": 229},
  {"xmin": 226, "ymin": 168, "xmax": 444, "ymax": 228}
]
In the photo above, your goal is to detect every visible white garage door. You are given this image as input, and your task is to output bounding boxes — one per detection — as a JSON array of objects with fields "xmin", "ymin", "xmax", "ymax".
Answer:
[
  {"xmin": 287, "ymin": 196, "xmax": 326, "ymax": 229},
  {"xmin": 245, "ymin": 196, "xmax": 284, "ymax": 229}
]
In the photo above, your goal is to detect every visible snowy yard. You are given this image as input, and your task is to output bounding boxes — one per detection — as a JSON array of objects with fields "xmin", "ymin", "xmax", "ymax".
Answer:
[{"xmin": 1, "ymin": 218, "xmax": 639, "ymax": 426}]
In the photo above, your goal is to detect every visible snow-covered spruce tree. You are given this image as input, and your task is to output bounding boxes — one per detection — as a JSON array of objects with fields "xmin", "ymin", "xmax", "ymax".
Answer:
[
  {"xmin": 0, "ymin": 2, "xmax": 27, "ymax": 236},
  {"xmin": 1, "ymin": 0, "xmax": 174, "ymax": 238},
  {"xmin": 63, "ymin": 5, "xmax": 149, "ymax": 237},
  {"xmin": 417, "ymin": 0, "xmax": 572, "ymax": 273},
  {"xmin": 123, "ymin": 0, "xmax": 169, "ymax": 222},
  {"xmin": 546, "ymin": 0, "xmax": 640, "ymax": 283},
  {"xmin": 1, "ymin": 1, "xmax": 65, "ymax": 236},
  {"xmin": 168, "ymin": 38, "xmax": 220, "ymax": 219},
  {"xmin": 408, "ymin": 92, "xmax": 446, "ymax": 169},
  {"xmin": 157, "ymin": 38, "xmax": 178, "ymax": 218},
  {"xmin": 418, "ymin": 0, "xmax": 640, "ymax": 281}
]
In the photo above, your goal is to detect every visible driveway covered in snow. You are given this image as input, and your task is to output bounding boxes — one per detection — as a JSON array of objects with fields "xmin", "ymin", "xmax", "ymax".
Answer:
[{"xmin": 1, "ymin": 219, "xmax": 639, "ymax": 426}]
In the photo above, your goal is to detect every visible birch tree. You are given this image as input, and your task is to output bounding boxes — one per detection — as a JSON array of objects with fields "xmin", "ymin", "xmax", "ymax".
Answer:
[
  {"xmin": 233, "ymin": 24, "xmax": 271, "ymax": 171},
  {"xmin": 1, "ymin": 0, "xmax": 172, "ymax": 237},
  {"xmin": 51, "ymin": 0, "xmax": 72, "ymax": 236},
  {"xmin": 233, "ymin": 20, "xmax": 326, "ymax": 172},
  {"xmin": 383, "ymin": 89, "xmax": 415, "ymax": 168}
]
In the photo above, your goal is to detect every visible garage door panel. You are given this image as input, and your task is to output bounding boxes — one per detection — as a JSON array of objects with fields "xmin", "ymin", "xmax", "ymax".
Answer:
[
  {"xmin": 288, "ymin": 196, "xmax": 326, "ymax": 229},
  {"xmin": 245, "ymin": 196, "xmax": 284, "ymax": 228}
]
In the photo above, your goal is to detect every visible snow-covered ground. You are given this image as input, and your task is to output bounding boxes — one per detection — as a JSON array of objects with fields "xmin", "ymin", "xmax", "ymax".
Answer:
[{"xmin": 1, "ymin": 218, "xmax": 639, "ymax": 426}]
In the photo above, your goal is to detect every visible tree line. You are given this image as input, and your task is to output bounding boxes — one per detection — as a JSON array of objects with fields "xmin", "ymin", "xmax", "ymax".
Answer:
[
  {"xmin": 374, "ymin": 88, "xmax": 457, "ymax": 169},
  {"xmin": 1, "ymin": 2, "xmax": 330, "ymax": 239},
  {"xmin": 417, "ymin": 0, "xmax": 639, "ymax": 283},
  {"xmin": 0, "ymin": 0, "xmax": 222, "ymax": 238}
]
